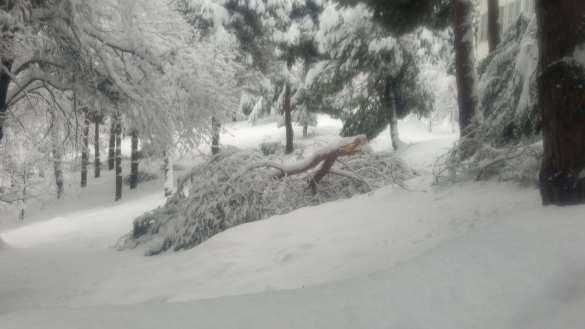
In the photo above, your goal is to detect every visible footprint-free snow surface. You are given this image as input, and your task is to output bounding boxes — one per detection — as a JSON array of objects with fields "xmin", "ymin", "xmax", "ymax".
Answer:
[{"xmin": 1, "ymin": 117, "xmax": 584, "ymax": 329}]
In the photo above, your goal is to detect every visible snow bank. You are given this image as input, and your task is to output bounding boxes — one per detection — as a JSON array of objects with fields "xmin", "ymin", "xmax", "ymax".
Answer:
[{"xmin": 120, "ymin": 146, "xmax": 411, "ymax": 255}]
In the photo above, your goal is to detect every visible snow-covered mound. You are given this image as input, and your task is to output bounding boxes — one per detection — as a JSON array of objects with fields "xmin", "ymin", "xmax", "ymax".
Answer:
[{"xmin": 120, "ymin": 146, "xmax": 410, "ymax": 255}]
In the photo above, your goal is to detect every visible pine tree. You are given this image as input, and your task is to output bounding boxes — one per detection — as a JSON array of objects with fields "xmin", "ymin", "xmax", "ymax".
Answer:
[
  {"xmin": 302, "ymin": 5, "xmax": 434, "ymax": 149},
  {"xmin": 537, "ymin": 0, "xmax": 585, "ymax": 205}
]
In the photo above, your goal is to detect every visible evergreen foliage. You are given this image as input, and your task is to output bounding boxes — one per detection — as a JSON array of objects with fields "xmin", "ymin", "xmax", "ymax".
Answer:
[
  {"xmin": 476, "ymin": 14, "xmax": 539, "ymax": 146},
  {"xmin": 300, "ymin": 4, "xmax": 434, "ymax": 140},
  {"xmin": 336, "ymin": 0, "xmax": 452, "ymax": 35}
]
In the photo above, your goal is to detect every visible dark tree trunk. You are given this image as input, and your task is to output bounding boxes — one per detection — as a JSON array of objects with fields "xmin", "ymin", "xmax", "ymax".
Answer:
[
  {"xmin": 81, "ymin": 109, "xmax": 89, "ymax": 188},
  {"xmin": 303, "ymin": 124, "xmax": 308, "ymax": 138},
  {"xmin": 385, "ymin": 79, "xmax": 402, "ymax": 151},
  {"xmin": 211, "ymin": 117, "xmax": 220, "ymax": 155},
  {"xmin": 94, "ymin": 120, "xmax": 101, "ymax": 178},
  {"xmin": 50, "ymin": 109, "xmax": 64, "ymax": 199},
  {"xmin": 487, "ymin": 0, "xmax": 500, "ymax": 52},
  {"xmin": 130, "ymin": 130, "xmax": 139, "ymax": 189},
  {"xmin": 114, "ymin": 116, "xmax": 122, "ymax": 201},
  {"xmin": 453, "ymin": 0, "xmax": 479, "ymax": 138},
  {"xmin": 108, "ymin": 119, "xmax": 116, "ymax": 171},
  {"xmin": 283, "ymin": 58, "xmax": 294, "ymax": 154},
  {"xmin": 537, "ymin": 0, "xmax": 585, "ymax": 206},
  {"xmin": 0, "ymin": 61, "xmax": 12, "ymax": 142},
  {"xmin": 163, "ymin": 151, "xmax": 173, "ymax": 197}
]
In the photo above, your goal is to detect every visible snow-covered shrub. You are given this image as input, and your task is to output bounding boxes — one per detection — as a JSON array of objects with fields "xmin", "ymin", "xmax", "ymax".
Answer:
[
  {"xmin": 259, "ymin": 142, "xmax": 281, "ymax": 156},
  {"xmin": 119, "ymin": 146, "xmax": 411, "ymax": 255},
  {"xmin": 433, "ymin": 140, "xmax": 542, "ymax": 187},
  {"xmin": 123, "ymin": 171, "xmax": 159, "ymax": 186}
]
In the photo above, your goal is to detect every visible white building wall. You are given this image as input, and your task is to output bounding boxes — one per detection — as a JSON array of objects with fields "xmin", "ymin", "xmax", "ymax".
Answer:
[{"xmin": 476, "ymin": 0, "xmax": 535, "ymax": 60}]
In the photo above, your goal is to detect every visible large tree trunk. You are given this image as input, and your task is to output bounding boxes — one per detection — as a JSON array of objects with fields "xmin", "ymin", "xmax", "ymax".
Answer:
[
  {"xmin": 211, "ymin": 117, "xmax": 220, "ymax": 155},
  {"xmin": 537, "ymin": 0, "xmax": 585, "ymax": 206},
  {"xmin": 130, "ymin": 130, "xmax": 139, "ymax": 189},
  {"xmin": 94, "ymin": 120, "xmax": 101, "ymax": 178},
  {"xmin": 283, "ymin": 59, "xmax": 294, "ymax": 154},
  {"xmin": 50, "ymin": 110, "xmax": 64, "ymax": 199},
  {"xmin": 114, "ymin": 115, "xmax": 122, "ymax": 201},
  {"xmin": 0, "ymin": 60, "xmax": 12, "ymax": 142},
  {"xmin": 80, "ymin": 109, "xmax": 89, "ymax": 188},
  {"xmin": 487, "ymin": 0, "xmax": 500, "ymax": 52},
  {"xmin": 453, "ymin": 0, "xmax": 479, "ymax": 138},
  {"xmin": 108, "ymin": 119, "xmax": 116, "ymax": 171}
]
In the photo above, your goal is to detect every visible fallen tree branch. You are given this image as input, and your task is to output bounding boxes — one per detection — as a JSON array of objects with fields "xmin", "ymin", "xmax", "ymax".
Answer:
[{"xmin": 239, "ymin": 135, "xmax": 369, "ymax": 194}]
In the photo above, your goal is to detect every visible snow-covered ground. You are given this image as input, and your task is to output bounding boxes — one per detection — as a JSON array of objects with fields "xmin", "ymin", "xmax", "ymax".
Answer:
[{"xmin": 1, "ymin": 116, "xmax": 584, "ymax": 329}]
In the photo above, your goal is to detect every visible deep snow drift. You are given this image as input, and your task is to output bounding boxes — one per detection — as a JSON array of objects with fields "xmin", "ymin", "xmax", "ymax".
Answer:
[{"xmin": 1, "ymin": 116, "xmax": 584, "ymax": 329}]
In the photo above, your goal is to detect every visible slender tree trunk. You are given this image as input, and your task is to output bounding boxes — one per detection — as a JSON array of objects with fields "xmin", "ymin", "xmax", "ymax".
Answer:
[
  {"xmin": 108, "ymin": 119, "xmax": 116, "ymax": 171},
  {"xmin": 17, "ymin": 169, "xmax": 26, "ymax": 221},
  {"xmin": 385, "ymin": 79, "xmax": 402, "ymax": 151},
  {"xmin": 283, "ymin": 58, "xmax": 294, "ymax": 154},
  {"xmin": 453, "ymin": 0, "xmax": 479, "ymax": 138},
  {"xmin": 50, "ymin": 110, "xmax": 64, "ymax": 199},
  {"xmin": 114, "ymin": 115, "xmax": 122, "ymax": 201},
  {"xmin": 211, "ymin": 117, "xmax": 220, "ymax": 155},
  {"xmin": 80, "ymin": 109, "xmax": 89, "ymax": 188},
  {"xmin": 94, "ymin": 120, "xmax": 101, "ymax": 178},
  {"xmin": 163, "ymin": 152, "xmax": 173, "ymax": 197},
  {"xmin": 487, "ymin": 0, "xmax": 500, "ymax": 52},
  {"xmin": 0, "ymin": 60, "xmax": 12, "ymax": 142},
  {"xmin": 130, "ymin": 130, "xmax": 139, "ymax": 189},
  {"xmin": 537, "ymin": 0, "xmax": 585, "ymax": 205},
  {"xmin": 303, "ymin": 124, "xmax": 308, "ymax": 138}
]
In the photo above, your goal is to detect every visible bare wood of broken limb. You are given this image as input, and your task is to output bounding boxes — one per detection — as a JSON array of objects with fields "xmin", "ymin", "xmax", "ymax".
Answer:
[{"xmin": 243, "ymin": 135, "xmax": 370, "ymax": 194}]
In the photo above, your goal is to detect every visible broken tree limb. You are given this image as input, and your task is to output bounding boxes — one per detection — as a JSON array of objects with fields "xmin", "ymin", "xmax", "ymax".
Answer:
[{"xmin": 239, "ymin": 135, "xmax": 369, "ymax": 193}]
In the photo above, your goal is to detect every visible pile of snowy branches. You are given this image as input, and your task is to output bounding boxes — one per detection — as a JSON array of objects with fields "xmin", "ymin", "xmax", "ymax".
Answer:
[
  {"xmin": 433, "ymin": 138, "xmax": 542, "ymax": 187},
  {"xmin": 119, "ymin": 141, "xmax": 411, "ymax": 255}
]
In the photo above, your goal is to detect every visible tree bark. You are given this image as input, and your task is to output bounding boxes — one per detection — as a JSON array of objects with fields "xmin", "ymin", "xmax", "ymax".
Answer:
[
  {"xmin": 283, "ymin": 58, "xmax": 294, "ymax": 154},
  {"xmin": 211, "ymin": 117, "xmax": 220, "ymax": 155},
  {"xmin": 0, "ymin": 60, "xmax": 12, "ymax": 142},
  {"xmin": 163, "ymin": 151, "xmax": 173, "ymax": 197},
  {"xmin": 114, "ymin": 115, "xmax": 122, "ymax": 201},
  {"xmin": 108, "ymin": 118, "xmax": 116, "ymax": 171},
  {"xmin": 487, "ymin": 0, "xmax": 500, "ymax": 52},
  {"xmin": 17, "ymin": 168, "xmax": 26, "ymax": 221},
  {"xmin": 94, "ymin": 120, "xmax": 101, "ymax": 178},
  {"xmin": 386, "ymin": 79, "xmax": 402, "ymax": 151},
  {"xmin": 130, "ymin": 130, "xmax": 139, "ymax": 189},
  {"xmin": 50, "ymin": 110, "xmax": 64, "ymax": 199},
  {"xmin": 453, "ymin": 0, "xmax": 479, "ymax": 138},
  {"xmin": 80, "ymin": 108, "xmax": 89, "ymax": 188},
  {"xmin": 537, "ymin": 0, "xmax": 585, "ymax": 205}
]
